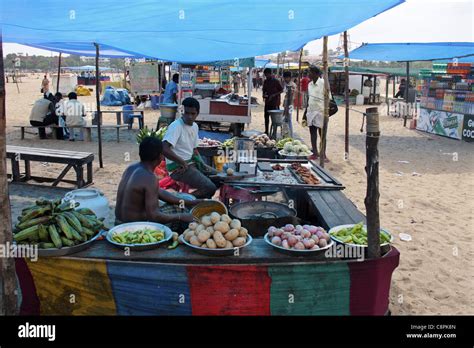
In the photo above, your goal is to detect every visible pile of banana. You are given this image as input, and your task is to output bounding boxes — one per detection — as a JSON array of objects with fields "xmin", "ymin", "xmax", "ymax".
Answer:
[{"xmin": 14, "ymin": 199, "xmax": 107, "ymax": 249}]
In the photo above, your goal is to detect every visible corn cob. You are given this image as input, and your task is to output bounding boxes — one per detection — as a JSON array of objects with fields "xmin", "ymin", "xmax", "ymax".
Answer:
[
  {"xmin": 55, "ymin": 215, "xmax": 74, "ymax": 239},
  {"xmin": 62, "ymin": 212, "xmax": 82, "ymax": 232},
  {"xmin": 60, "ymin": 237, "xmax": 75, "ymax": 247},
  {"xmin": 16, "ymin": 216, "xmax": 50, "ymax": 230},
  {"xmin": 48, "ymin": 224, "xmax": 63, "ymax": 248},
  {"xmin": 14, "ymin": 225, "xmax": 40, "ymax": 242},
  {"xmin": 38, "ymin": 224, "xmax": 50, "ymax": 242}
]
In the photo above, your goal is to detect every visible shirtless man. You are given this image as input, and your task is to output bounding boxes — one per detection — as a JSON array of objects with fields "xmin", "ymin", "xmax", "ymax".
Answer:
[{"xmin": 115, "ymin": 137, "xmax": 197, "ymax": 225}]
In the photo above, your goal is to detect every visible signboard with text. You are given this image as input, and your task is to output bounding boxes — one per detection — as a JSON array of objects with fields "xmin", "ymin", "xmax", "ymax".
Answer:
[
  {"xmin": 129, "ymin": 62, "xmax": 159, "ymax": 95},
  {"xmin": 462, "ymin": 114, "xmax": 474, "ymax": 142}
]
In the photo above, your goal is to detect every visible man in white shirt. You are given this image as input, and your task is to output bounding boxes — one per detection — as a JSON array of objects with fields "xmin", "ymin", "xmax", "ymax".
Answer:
[
  {"xmin": 64, "ymin": 92, "xmax": 86, "ymax": 141},
  {"xmin": 304, "ymin": 66, "xmax": 331, "ymax": 162},
  {"xmin": 162, "ymin": 97, "xmax": 217, "ymax": 198},
  {"xmin": 64, "ymin": 92, "xmax": 86, "ymax": 127}
]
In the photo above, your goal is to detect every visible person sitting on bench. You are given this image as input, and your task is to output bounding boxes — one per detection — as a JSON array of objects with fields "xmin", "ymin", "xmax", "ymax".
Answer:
[
  {"xmin": 64, "ymin": 92, "xmax": 86, "ymax": 141},
  {"xmin": 29, "ymin": 92, "xmax": 63, "ymax": 140}
]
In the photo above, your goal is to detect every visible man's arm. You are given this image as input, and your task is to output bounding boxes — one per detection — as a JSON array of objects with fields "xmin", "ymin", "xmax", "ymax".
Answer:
[
  {"xmin": 158, "ymin": 188, "xmax": 203, "ymax": 207},
  {"xmin": 162, "ymin": 141, "xmax": 187, "ymax": 168},
  {"xmin": 144, "ymin": 176, "xmax": 193, "ymax": 223}
]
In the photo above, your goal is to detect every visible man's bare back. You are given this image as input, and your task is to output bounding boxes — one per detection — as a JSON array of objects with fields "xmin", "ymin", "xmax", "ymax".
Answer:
[{"xmin": 115, "ymin": 162, "xmax": 156, "ymax": 223}]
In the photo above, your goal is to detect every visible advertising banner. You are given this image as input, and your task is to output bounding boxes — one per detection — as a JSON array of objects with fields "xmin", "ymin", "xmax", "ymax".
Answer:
[{"xmin": 417, "ymin": 107, "xmax": 464, "ymax": 140}]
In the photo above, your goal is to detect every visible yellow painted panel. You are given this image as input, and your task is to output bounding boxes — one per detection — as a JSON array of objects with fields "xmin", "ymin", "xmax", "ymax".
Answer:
[{"xmin": 27, "ymin": 258, "xmax": 116, "ymax": 315}]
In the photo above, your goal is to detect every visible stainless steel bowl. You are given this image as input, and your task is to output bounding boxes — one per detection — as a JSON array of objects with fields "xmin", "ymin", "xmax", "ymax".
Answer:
[
  {"xmin": 328, "ymin": 224, "xmax": 393, "ymax": 256},
  {"xmin": 106, "ymin": 222, "xmax": 172, "ymax": 251},
  {"xmin": 278, "ymin": 149, "xmax": 312, "ymax": 159},
  {"xmin": 36, "ymin": 230, "xmax": 103, "ymax": 257},
  {"xmin": 263, "ymin": 232, "xmax": 334, "ymax": 257},
  {"xmin": 179, "ymin": 234, "xmax": 253, "ymax": 256}
]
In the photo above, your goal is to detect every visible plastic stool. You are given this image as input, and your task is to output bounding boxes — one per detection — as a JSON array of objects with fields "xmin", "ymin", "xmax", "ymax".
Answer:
[
  {"xmin": 270, "ymin": 121, "xmax": 283, "ymax": 140},
  {"xmin": 128, "ymin": 114, "xmax": 144, "ymax": 130}
]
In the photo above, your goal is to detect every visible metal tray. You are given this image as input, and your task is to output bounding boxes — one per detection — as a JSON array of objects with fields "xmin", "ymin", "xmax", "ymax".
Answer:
[
  {"xmin": 263, "ymin": 233, "xmax": 334, "ymax": 257},
  {"xmin": 37, "ymin": 231, "xmax": 103, "ymax": 257},
  {"xmin": 106, "ymin": 222, "xmax": 173, "ymax": 251},
  {"xmin": 287, "ymin": 166, "xmax": 321, "ymax": 185},
  {"xmin": 178, "ymin": 234, "xmax": 253, "ymax": 256}
]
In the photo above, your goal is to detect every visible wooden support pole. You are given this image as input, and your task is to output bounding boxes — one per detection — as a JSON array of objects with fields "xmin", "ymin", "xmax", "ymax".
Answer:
[
  {"xmin": 320, "ymin": 36, "xmax": 330, "ymax": 168},
  {"xmin": 343, "ymin": 31, "xmax": 350, "ymax": 158},
  {"xmin": 296, "ymin": 48, "xmax": 303, "ymax": 121},
  {"xmin": 56, "ymin": 52, "xmax": 62, "ymax": 93},
  {"xmin": 0, "ymin": 30, "xmax": 18, "ymax": 315},
  {"xmin": 403, "ymin": 61, "xmax": 410, "ymax": 127},
  {"xmin": 386, "ymin": 75, "xmax": 390, "ymax": 116},
  {"xmin": 364, "ymin": 107, "xmax": 381, "ymax": 259},
  {"xmin": 94, "ymin": 43, "xmax": 103, "ymax": 168},
  {"xmin": 392, "ymin": 77, "xmax": 396, "ymax": 98}
]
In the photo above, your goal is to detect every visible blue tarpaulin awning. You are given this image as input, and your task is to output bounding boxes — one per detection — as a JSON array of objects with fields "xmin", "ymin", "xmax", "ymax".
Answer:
[
  {"xmin": 347, "ymin": 42, "xmax": 474, "ymax": 62},
  {"xmin": 0, "ymin": 0, "xmax": 404, "ymax": 62},
  {"xmin": 63, "ymin": 65, "xmax": 114, "ymax": 71}
]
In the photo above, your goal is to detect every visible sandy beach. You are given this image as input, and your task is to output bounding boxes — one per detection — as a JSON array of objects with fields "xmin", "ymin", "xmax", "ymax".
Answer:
[{"xmin": 4, "ymin": 75, "xmax": 473, "ymax": 315}]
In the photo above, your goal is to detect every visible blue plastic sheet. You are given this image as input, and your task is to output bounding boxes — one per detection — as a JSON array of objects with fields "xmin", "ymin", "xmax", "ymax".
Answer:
[
  {"xmin": 100, "ymin": 86, "xmax": 130, "ymax": 106},
  {"xmin": 0, "ymin": 0, "xmax": 404, "ymax": 62},
  {"xmin": 348, "ymin": 42, "xmax": 474, "ymax": 62}
]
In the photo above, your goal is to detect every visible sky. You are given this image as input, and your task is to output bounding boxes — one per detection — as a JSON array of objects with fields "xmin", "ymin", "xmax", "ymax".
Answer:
[{"xmin": 2, "ymin": 0, "xmax": 473, "ymax": 58}]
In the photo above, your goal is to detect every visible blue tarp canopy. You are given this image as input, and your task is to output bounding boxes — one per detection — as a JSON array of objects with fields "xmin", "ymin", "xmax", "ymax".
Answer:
[
  {"xmin": 63, "ymin": 65, "xmax": 114, "ymax": 71},
  {"xmin": 348, "ymin": 42, "xmax": 474, "ymax": 62},
  {"xmin": 20, "ymin": 41, "xmax": 152, "ymax": 58},
  {"xmin": 0, "ymin": 0, "xmax": 404, "ymax": 62}
]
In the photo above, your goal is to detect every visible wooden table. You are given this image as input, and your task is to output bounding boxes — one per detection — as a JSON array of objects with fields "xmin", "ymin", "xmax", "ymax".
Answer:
[{"xmin": 99, "ymin": 110, "xmax": 145, "ymax": 126}]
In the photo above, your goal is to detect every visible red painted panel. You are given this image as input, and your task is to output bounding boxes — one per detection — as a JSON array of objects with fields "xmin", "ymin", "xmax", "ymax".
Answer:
[
  {"xmin": 15, "ymin": 258, "xmax": 40, "ymax": 315},
  {"xmin": 187, "ymin": 265, "xmax": 271, "ymax": 315},
  {"xmin": 348, "ymin": 247, "xmax": 400, "ymax": 315}
]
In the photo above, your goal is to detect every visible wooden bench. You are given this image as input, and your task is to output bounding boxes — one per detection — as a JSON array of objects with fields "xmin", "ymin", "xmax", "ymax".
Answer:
[
  {"xmin": 306, "ymin": 190, "xmax": 366, "ymax": 230},
  {"xmin": 14, "ymin": 124, "xmax": 128, "ymax": 142},
  {"xmin": 6, "ymin": 145, "xmax": 94, "ymax": 188}
]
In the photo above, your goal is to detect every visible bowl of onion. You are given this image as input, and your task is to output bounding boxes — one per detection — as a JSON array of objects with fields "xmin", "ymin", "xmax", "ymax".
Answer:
[{"xmin": 264, "ymin": 224, "xmax": 333, "ymax": 256}]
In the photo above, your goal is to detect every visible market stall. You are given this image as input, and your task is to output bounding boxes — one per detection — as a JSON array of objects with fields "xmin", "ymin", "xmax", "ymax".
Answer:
[
  {"xmin": 417, "ymin": 62, "xmax": 474, "ymax": 141},
  {"xmin": 12, "ymin": 184, "xmax": 398, "ymax": 316},
  {"xmin": 1, "ymin": 0, "xmax": 408, "ymax": 318}
]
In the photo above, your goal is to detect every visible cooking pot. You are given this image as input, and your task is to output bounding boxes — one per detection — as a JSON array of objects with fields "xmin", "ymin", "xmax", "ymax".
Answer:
[{"xmin": 229, "ymin": 201, "xmax": 298, "ymax": 237}]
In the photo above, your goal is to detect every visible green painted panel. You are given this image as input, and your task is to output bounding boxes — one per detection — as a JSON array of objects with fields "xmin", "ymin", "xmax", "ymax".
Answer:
[{"xmin": 269, "ymin": 263, "xmax": 350, "ymax": 315}]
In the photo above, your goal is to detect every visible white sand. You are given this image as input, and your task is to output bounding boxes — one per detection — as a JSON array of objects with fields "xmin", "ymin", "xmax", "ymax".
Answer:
[{"xmin": 5, "ymin": 75, "xmax": 473, "ymax": 314}]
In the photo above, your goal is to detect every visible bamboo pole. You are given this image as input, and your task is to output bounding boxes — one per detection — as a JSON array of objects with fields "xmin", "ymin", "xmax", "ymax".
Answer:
[
  {"xmin": 296, "ymin": 48, "xmax": 303, "ymax": 122},
  {"xmin": 392, "ymin": 77, "xmax": 395, "ymax": 98},
  {"xmin": 320, "ymin": 36, "xmax": 329, "ymax": 167},
  {"xmin": 365, "ymin": 107, "xmax": 381, "ymax": 259},
  {"xmin": 0, "ymin": 30, "xmax": 18, "ymax": 315},
  {"xmin": 56, "ymin": 52, "xmax": 62, "ymax": 93},
  {"xmin": 94, "ymin": 43, "xmax": 103, "ymax": 168},
  {"xmin": 403, "ymin": 61, "xmax": 410, "ymax": 127},
  {"xmin": 343, "ymin": 31, "xmax": 350, "ymax": 158}
]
